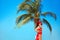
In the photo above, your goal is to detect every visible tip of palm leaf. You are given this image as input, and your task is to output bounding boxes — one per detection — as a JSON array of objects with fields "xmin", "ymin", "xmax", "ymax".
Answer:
[
  {"xmin": 50, "ymin": 29, "xmax": 52, "ymax": 32},
  {"xmin": 16, "ymin": 23, "xmax": 22, "ymax": 28},
  {"xmin": 17, "ymin": 10, "xmax": 20, "ymax": 14},
  {"xmin": 16, "ymin": 11, "xmax": 18, "ymax": 14},
  {"xmin": 55, "ymin": 15, "xmax": 57, "ymax": 21},
  {"xmin": 16, "ymin": 19, "xmax": 26, "ymax": 27}
]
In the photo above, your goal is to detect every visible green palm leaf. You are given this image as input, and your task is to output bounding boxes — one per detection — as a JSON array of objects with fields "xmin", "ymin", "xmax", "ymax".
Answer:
[
  {"xmin": 16, "ymin": 0, "xmax": 57, "ymax": 32},
  {"xmin": 17, "ymin": 2, "xmax": 32, "ymax": 13},
  {"xmin": 16, "ymin": 14, "xmax": 29, "ymax": 24},
  {"xmin": 17, "ymin": 16, "xmax": 32, "ymax": 28},
  {"xmin": 42, "ymin": 18, "xmax": 52, "ymax": 32},
  {"xmin": 41, "ymin": 12, "xmax": 56, "ymax": 20},
  {"xmin": 25, "ymin": 0, "xmax": 31, "ymax": 2}
]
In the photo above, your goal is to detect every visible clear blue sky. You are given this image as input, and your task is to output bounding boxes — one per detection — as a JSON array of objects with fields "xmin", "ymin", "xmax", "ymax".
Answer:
[{"xmin": 0, "ymin": 0, "xmax": 60, "ymax": 40}]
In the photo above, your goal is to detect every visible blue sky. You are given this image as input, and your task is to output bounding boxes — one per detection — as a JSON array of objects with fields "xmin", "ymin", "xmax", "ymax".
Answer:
[{"xmin": 0, "ymin": 0, "xmax": 60, "ymax": 40}]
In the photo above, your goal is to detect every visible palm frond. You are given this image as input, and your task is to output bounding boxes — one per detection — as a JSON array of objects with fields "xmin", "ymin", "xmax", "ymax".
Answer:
[
  {"xmin": 17, "ymin": 2, "xmax": 33, "ymax": 13},
  {"xmin": 25, "ymin": 0, "xmax": 31, "ymax": 2},
  {"xmin": 16, "ymin": 14, "xmax": 29, "ymax": 24},
  {"xmin": 34, "ymin": 0, "xmax": 40, "ymax": 2},
  {"xmin": 17, "ymin": 9, "xmax": 21, "ymax": 14},
  {"xmin": 41, "ymin": 12, "xmax": 56, "ymax": 20},
  {"xmin": 17, "ymin": 16, "xmax": 32, "ymax": 28},
  {"xmin": 42, "ymin": 18, "xmax": 52, "ymax": 32}
]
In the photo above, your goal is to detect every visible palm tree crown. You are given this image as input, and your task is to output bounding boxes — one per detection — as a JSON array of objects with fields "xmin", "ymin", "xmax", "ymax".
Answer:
[{"xmin": 16, "ymin": 0, "xmax": 56, "ymax": 32}]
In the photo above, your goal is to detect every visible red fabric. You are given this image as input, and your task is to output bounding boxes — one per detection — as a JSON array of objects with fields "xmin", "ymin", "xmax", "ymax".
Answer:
[
  {"xmin": 36, "ymin": 27, "xmax": 42, "ymax": 40},
  {"xmin": 37, "ymin": 27, "xmax": 42, "ymax": 35},
  {"xmin": 36, "ymin": 34, "xmax": 39, "ymax": 40},
  {"xmin": 34, "ymin": 18, "xmax": 42, "ymax": 40}
]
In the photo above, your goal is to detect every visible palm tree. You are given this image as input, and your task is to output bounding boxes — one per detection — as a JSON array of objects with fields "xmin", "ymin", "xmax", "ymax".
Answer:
[{"xmin": 16, "ymin": 0, "xmax": 56, "ymax": 32}]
